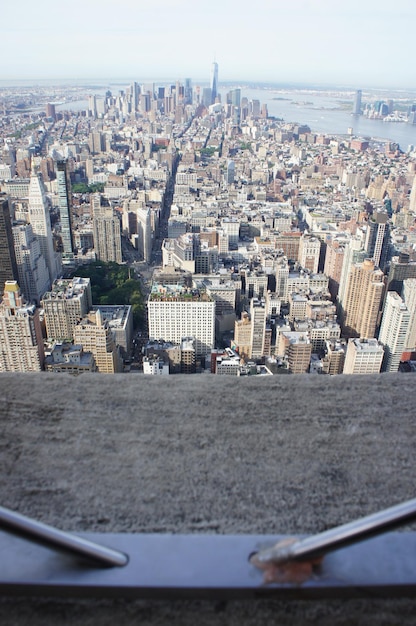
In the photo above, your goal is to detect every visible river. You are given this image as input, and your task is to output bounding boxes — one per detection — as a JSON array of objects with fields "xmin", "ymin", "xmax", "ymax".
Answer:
[{"xmin": 221, "ymin": 87, "xmax": 416, "ymax": 150}]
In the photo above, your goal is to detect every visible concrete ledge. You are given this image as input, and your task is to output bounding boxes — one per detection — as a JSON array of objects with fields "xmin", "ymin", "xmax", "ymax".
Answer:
[{"xmin": 0, "ymin": 372, "xmax": 415, "ymax": 624}]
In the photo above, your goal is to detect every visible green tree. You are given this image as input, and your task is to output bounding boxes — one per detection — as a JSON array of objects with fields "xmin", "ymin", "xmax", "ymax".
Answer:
[{"xmin": 70, "ymin": 262, "xmax": 145, "ymax": 328}]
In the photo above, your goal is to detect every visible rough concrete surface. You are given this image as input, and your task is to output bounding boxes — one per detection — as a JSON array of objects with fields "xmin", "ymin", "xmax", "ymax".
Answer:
[{"xmin": 0, "ymin": 372, "xmax": 415, "ymax": 625}]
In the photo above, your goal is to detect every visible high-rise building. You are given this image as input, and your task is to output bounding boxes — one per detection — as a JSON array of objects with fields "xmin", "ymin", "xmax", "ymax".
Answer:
[
  {"xmin": 408, "ymin": 174, "xmax": 416, "ymax": 213},
  {"xmin": 353, "ymin": 89, "xmax": 362, "ymax": 115},
  {"xmin": 402, "ymin": 278, "xmax": 416, "ymax": 350},
  {"xmin": 386, "ymin": 252, "xmax": 416, "ymax": 295},
  {"xmin": 42, "ymin": 277, "xmax": 92, "ymax": 342},
  {"xmin": 226, "ymin": 160, "xmax": 235, "ymax": 184},
  {"xmin": 275, "ymin": 259, "xmax": 289, "ymax": 301},
  {"xmin": 147, "ymin": 284, "xmax": 215, "ymax": 357},
  {"xmin": 378, "ymin": 291, "xmax": 411, "ymax": 372},
  {"xmin": 337, "ymin": 235, "xmax": 367, "ymax": 305},
  {"xmin": 340, "ymin": 259, "xmax": 384, "ymax": 339},
  {"xmin": 73, "ymin": 309, "xmax": 123, "ymax": 374},
  {"xmin": 89, "ymin": 131, "xmax": 105, "ymax": 154},
  {"xmin": 184, "ymin": 78, "xmax": 193, "ymax": 105},
  {"xmin": 0, "ymin": 195, "xmax": 18, "ymax": 294},
  {"xmin": 88, "ymin": 95, "xmax": 97, "ymax": 118},
  {"xmin": 234, "ymin": 311, "xmax": 252, "ymax": 358},
  {"xmin": 250, "ymin": 298, "xmax": 267, "ymax": 358},
  {"xmin": 12, "ymin": 222, "xmax": 50, "ymax": 304},
  {"xmin": 28, "ymin": 165, "xmax": 61, "ymax": 285},
  {"xmin": 299, "ymin": 234, "xmax": 321, "ymax": 273},
  {"xmin": 46, "ymin": 103, "xmax": 56, "ymax": 120},
  {"xmin": 343, "ymin": 338, "xmax": 384, "ymax": 375},
  {"xmin": 56, "ymin": 160, "xmax": 74, "ymax": 264},
  {"xmin": 131, "ymin": 81, "xmax": 140, "ymax": 112},
  {"xmin": 92, "ymin": 196, "xmax": 122, "ymax": 264},
  {"xmin": 202, "ymin": 88, "xmax": 212, "ymax": 108},
  {"xmin": 210, "ymin": 61, "xmax": 218, "ymax": 104},
  {"xmin": 324, "ymin": 237, "xmax": 347, "ymax": 299},
  {"xmin": 364, "ymin": 212, "xmax": 390, "ymax": 271},
  {"xmin": 0, "ymin": 281, "xmax": 44, "ymax": 371},
  {"xmin": 226, "ymin": 88, "xmax": 241, "ymax": 125},
  {"xmin": 136, "ymin": 206, "xmax": 152, "ymax": 264}
]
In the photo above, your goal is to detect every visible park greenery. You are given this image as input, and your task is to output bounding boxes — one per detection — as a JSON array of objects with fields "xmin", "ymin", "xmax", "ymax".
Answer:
[
  {"xmin": 70, "ymin": 261, "xmax": 145, "ymax": 328},
  {"xmin": 72, "ymin": 183, "xmax": 105, "ymax": 194},
  {"xmin": 200, "ymin": 146, "xmax": 217, "ymax": 157}
]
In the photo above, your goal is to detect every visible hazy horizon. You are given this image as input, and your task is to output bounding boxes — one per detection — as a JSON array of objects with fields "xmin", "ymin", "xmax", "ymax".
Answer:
[{"xmin": 1, "ymin": 0, "xmax": 414, "ymax": 89}]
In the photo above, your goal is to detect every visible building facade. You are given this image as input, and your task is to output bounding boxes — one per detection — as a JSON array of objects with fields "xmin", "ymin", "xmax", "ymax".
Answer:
[
  {"xmin": 378, "ymin": 291, "xmax": 410, "ymax": 372},
  {"xmin": 73, "ymin": 310, "xmax": 123, "ymax": 374},
  {"xmin": 147, "ymin": 285, "xmax": 215, "ymax": 357},
  {"xmin": 0, "ymin": 281, "xmax": 44, "ymax": 372},
  {"xmin": 28, "ymin": 166, "xmax": 61, "ymax": 285},
  {"xmin": 56, "ymin": 160, "xmax": 74, "ymax": 263},
  {"xmin": 12, "ymin": 222, "xmax": 50, "ymax": 304},
  {"xmin": 0, "ymin": 195, "xmax": 18, "ymax": 294},
  {"xmin": 42, "ymin": 277, "xmax": 92, "ymax": 342},
  {"xmin": 92, "ymin": 196, "xmax": 122, "ymax": 264},
  {"xmin": 343, "ymin": 338, "xmax": 384, "ymax": 375},
  {"xmin": 340, "ymin": 259, "xmax": 384, "ymax": 339}
]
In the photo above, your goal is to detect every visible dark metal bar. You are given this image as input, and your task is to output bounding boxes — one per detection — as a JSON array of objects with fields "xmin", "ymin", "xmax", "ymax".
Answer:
[
  {"xmin": 0, "ymin": 506, "xmax": 129, "ymax": 568},
  {"xmin": 253, "ymin": 497, "xmax": 416, "ymax": 566},
  {"xmin": 2, "ymin": 531, "xmax": 416, "ymax": 599}
]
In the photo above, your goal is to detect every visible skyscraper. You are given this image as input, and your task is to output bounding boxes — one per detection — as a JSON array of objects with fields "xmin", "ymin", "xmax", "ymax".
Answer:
[
  {"xmin": 131, "ymin": 81, "xmax": 140, "ymax": 112},
  {"xmin": 385, "ymin": 252, "xmax": 416, "ymax": 296},
  {"xmin": 92, "ymin": 195, "xmax": 122, "ymax": 264},
  {"xmin": 378, "ymin": 291, "xmax": 410, "ymax": 372},
  {"xmin": 340, "ymin": 258, "xmax": 384, "ymax": 339},
  {"xmin": 12, "ymin": 222, "xmax": 50, "ymax": 304},
  {"xmin": 337, "ymin": 235, "xmax": 366, "ymax": 307},
  {"xmin": 353, "ymin": 89, "xmax": 362, "ymax": 115},
  {"xmin": 210, "ymin": 61, "xmax": 218, "ymax": 104},
  {"xmin": 0, "ymin": 195, "xmax": 18, "ymax": 294},
  {"xmin": 136, "ymin": 206, "xmax": 152, "ymax": 264},
  {"xmin": 56, "ymin": 160, "xmax": 74, "ymax": 264},
  {"xmin": 28, "ymin": 164, "xmax": 61, "ymax": 285},
  {"xmin": 364, "ymin": 212, "xmax": 390, "ymax": 271},
  {"xmin": 402, "ymin": 278, "xmax": 416, "ymax": 350},
  {"xmin": 250, "ymin": 298, "xmax": 267, "ymax": 358},
  {"xmin": 0, "ymin": 281, "xmax": 44, "ymax": 371},
  {"xmin": 228, "ymin": 88, "xmax": 241, "ymax": 125},
  {"xmin": 408, "ymin": 174, "xmax": 416, "ymax": 213},
  {"xmin": 184, "ymin": 78, "xmax": 193, "ymax": 105}
]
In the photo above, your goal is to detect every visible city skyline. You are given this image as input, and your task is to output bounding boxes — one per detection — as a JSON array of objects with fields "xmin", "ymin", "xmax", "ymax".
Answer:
[{"xmin": 1, "ymin": 0, "xmax": 415, "ymax": 89}]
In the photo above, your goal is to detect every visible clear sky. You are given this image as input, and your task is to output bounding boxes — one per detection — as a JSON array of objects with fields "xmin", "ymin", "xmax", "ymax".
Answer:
[{"xmin": 1, "ymin": 0, "xmax": 414, "ymax": 89}]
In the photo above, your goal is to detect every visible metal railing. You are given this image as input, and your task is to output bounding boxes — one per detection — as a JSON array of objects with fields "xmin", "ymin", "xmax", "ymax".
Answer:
[{"xmin": 1, "ymin": 499, "xmax": 416, "ymax": 599}]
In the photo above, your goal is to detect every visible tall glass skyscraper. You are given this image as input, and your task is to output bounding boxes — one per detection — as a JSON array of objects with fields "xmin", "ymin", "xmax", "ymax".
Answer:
[
  {"xmin": 210, "ymin": 61, "xmax": 218, "ymax": 104},
  {"xmin": 56, "ymin": 160, "xmax": 74, "ymax": 264},
  {"xmin": 0, "ymin": 195, "xmax": 18, "ymax": 295},
  {"xmin": 353, "ymin": 89, "xmax": 362, "ymax": 115}
]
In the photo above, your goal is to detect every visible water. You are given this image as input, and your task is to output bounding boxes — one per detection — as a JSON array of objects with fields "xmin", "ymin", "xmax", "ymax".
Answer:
[{"xmin": 229, "ymin": 88, "xmax": 416, "ymax": 150}]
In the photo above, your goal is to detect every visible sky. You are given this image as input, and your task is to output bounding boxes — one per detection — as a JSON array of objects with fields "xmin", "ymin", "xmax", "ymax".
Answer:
[{"xmin": 0, "ymin": 0, "xmax": 415, "ymax": 89}]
